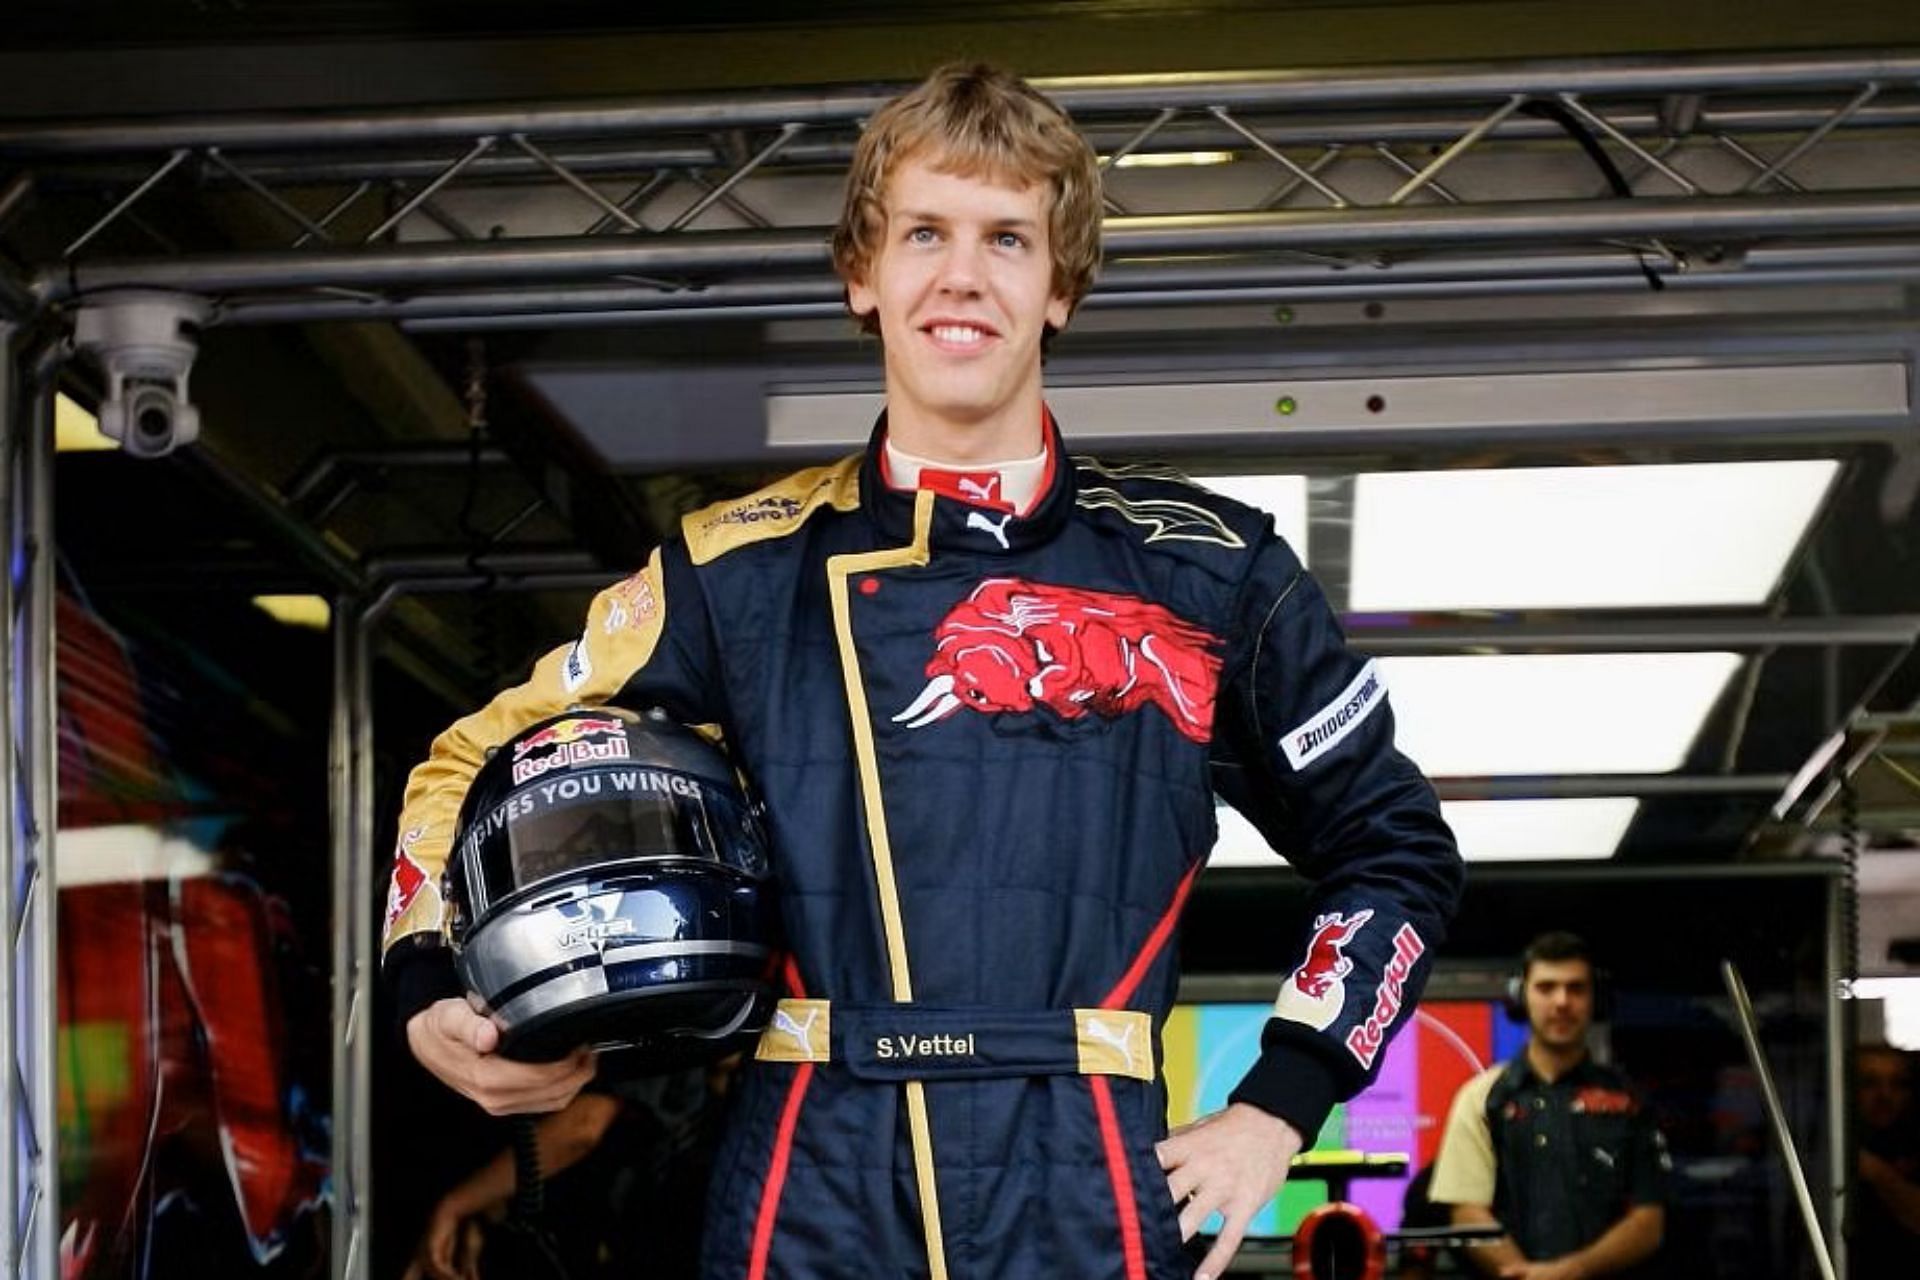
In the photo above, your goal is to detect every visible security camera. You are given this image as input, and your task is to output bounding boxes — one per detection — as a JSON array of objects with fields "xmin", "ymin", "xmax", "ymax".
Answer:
[{"xmin": 72, "ymin": 290, "xmax": 211, "ymax": 459}]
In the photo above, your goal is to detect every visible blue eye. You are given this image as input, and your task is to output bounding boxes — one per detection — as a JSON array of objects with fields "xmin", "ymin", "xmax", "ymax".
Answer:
[
  {"xmin": 994, "ymin": 232, "xmax": 1027, "ymax": 250},
  {"xmin": 908, "ymin": 227, "xmax": 939, "ymax": 245}
]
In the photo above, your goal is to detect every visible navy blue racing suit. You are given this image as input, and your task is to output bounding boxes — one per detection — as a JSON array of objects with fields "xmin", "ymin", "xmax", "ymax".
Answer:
[{"xmin": 383, "ymin": 415, "xmax": 1463, "ymax": 1279}]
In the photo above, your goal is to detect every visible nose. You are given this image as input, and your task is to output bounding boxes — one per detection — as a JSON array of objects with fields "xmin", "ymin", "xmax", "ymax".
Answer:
[{"xmin": 936, "ymin": 237, "xmax": 985, "ymax": 294}]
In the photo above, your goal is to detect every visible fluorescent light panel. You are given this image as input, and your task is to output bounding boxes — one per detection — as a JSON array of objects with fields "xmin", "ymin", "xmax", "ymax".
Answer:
[
  {"xmin": 1191, "ymin": 474, "xmax": 1308, "ymax": 563},
  {"xmin": 1351, "ymin": 460, "xmax": 1838, "ymax": 610},
  {"xmin": 1381, "ymin": 652, "xmax": 1742, "ymax": 776},
  {"xmin": 1210, "ymin": 796, "xmax": 1636, "ymax": 866},
  {"xmin": 1438, "ymin": 798, "xmax": 1637, "ymax": 861}
]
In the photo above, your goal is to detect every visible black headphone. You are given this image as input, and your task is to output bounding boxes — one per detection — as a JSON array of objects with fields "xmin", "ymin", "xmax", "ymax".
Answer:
[{"xmin": 1504, "ymin": 932, "xmax": 1612, "ymax": 1023}]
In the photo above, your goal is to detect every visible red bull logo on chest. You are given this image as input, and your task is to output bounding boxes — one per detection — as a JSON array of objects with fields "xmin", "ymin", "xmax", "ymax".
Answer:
[
  {"xmin": 511, "ymin": 716, "xmax": 630, "ymax": 784},
  {"xmin": 1271, "ymin": 909, "xmax": 1372, "ymax": 1031},
  {"xmin": 891, "ymin": 578, "xmax": 1222, "ymax": 742}
]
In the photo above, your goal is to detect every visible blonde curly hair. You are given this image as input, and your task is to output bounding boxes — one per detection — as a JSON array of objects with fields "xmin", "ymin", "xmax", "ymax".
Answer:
[{"xmin": 832, "ymin": 64, "xmax": 1103, "ymax": 335}]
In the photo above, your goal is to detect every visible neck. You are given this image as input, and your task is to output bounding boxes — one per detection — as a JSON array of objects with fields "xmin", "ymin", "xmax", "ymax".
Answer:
[
  {"xmin": 883, "ymin": 388, "xmax": 1046, "ymax": 465},
  {"xmin": 1526, "ymin": 1037, "xmax": 1588, "ymax": 1083}
]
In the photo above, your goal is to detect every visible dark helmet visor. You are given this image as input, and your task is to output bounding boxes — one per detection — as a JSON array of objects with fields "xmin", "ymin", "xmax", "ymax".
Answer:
[{"xmin": 458, "ymin": 764, "xmax": 767, "ymax": 920}]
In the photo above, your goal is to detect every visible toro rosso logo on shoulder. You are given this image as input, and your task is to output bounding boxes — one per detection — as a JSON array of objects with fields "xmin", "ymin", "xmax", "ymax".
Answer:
[
  {"xmin": 1271, "ymin": 910, "xmax": 1372, "ymax": 1032},
  {"xmin": 891, "ymin": 578, "xmax": 1222, "ymax": 742},
  {"xmin": 511, "ymin": 716, "xmax": 630, "ymax": 784}
]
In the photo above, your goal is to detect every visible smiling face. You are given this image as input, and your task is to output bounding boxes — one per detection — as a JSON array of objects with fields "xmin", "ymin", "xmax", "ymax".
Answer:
[{"xmin": 846, "ymin": 155, "xmax": 1071, "ymax": 462}]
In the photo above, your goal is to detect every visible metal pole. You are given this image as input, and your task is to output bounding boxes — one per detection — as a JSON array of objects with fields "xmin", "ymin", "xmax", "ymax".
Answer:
[
  {"xmin": 1824, "ymin": 877, "xmax": 1849, "ymax": 1280},
  {"xmin": 1720, "ymin": 960, "xmax": 1839, "ymax": 1280},
  {"xmin": 366, "ymin": 549, "xmax": 599, "ymax": 579},
  {"xmin": 1434, "ymin": 773, "xmax": 1790, "ymax": 800},
  {"xmin": 348, "ymin": 606, "xmax": 375, "ymax": 1280},
  {"xmin": 3, "ymin": 50, "xmax": 1917, "ymax": 156},
  {"xmin": 23, "ymin": 353, "xmax": 55, "ymax": 1280},
  {"xmin": 42, "ymin": 190, "xmax": 1920, "ymax": 302},
  {"xmin": 0, "ymin": 320, "xmax": 17, "ymax": 1280},
  {"xmin": 207, "ymin": 240, "xmax": 1920, "ymax": 326},
  {"xmin": 328, "ymin": 592, "xmax": 362, "ymax": 1280},
  {"xmin": 70, "ymin": 100, "xmax": 1914, "ymax": 192}
]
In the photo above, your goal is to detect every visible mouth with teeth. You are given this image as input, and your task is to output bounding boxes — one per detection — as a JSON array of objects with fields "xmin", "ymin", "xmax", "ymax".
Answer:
[{"xmin": 922, "ymin": 320, "xmax": 999, "ymax": 352}]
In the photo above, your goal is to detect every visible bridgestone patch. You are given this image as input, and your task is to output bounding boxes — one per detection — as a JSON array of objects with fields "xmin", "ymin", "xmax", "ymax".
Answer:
[{"xmin": 1282, "ymin": 659, "xmax": 1384, "ymax": 771}]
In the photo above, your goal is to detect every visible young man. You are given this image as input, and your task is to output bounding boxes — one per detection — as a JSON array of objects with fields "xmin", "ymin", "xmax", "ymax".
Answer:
[
  {"xmin": 1431, "ymin": 933, "xmax": 1668, "ymax": 1280},
  {"xmin": 384, "ymin": 64, "xmax": 1461, "ymax": 1280}
]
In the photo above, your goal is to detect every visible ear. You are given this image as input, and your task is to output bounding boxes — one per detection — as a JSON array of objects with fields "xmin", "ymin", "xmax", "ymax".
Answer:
[
  {"xmin": 1045, "ymin": 292, "xmax": 1071, "ymax": 333},
  {"xmin": 847, "ymin": 271, "xmax": 878, "ymax": 320}
]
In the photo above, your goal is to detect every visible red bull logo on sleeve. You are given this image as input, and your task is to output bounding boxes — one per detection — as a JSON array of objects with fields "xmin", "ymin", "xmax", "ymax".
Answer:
[
  {"xmin": 383, "ymin": 826, "xmax": 442, "ymax": 937},
  {"xmin": 511, "ymin": 716, "xmax": 630, "ymax": 784},
  {"xmin": 1271, "ymin": 909, "xmax": 1373, "ymax": 1031},
  {"xmin": 891, "ymin": 578, "xmax": 1222, "ymax": 743},
  {"xmin": 1344, "ymin": 922, "xmax": 1426, "ymax": 1069}
]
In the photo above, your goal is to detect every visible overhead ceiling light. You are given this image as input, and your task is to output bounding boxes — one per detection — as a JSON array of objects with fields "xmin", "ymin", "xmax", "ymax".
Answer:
[
  {"xmin": 1351, "ymin": 460, "xmax": 1838, "ymax": 611},
  {"xmin": 1190, "ymin": 474, "xmax": 1309, "ymax": 563},
  {"xmin": 252, "ymin": 595, "xmax": 331, "ymax": 630},
  {"xmin": 1112, "ymin": 151, "xmax": 1235, "ymax": 169},
  {"xmin": 56, "ymin": 393, "xmax": 116, "ymax": 453},
  {"xmin": 1437, "ymin": 797, "xmax": 1637, "ymax": 861},
  {"xmin": 1381, "ymin": 652, "xmax": 1742, "ymax": 776},
  {"xmin": 1209, "ymin": 796, "xmax": 1635, "ymax": 866}
]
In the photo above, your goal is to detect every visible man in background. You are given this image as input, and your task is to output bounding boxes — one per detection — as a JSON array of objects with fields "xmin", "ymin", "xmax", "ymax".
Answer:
[
  {"xmin": 1853, "ymin": 1043, "xmax": 1920, "ymax": 1272},
  {"xmin": 1431, "ymin": 932, "xmax": 1668, "ymax": 1280}
]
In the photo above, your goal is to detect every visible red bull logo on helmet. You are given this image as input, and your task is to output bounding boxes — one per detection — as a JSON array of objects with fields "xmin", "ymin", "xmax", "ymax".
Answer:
[
  {"xmin": 511, "ymin": 716, "xmax": 630, "ymax": 784},
  {"xmin": 1271, "ymin": 909, "xmax": 1373, "ymax": 1032},
  {"xmin": 892, "ymin": 578, "xmax": 1222, "ymax": 743}
]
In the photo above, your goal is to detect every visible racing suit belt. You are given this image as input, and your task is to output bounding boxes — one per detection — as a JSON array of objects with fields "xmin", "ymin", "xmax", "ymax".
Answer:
[{"xmin": 754, "ymin": 999, "xmax": 1154, "ymax": 1082}]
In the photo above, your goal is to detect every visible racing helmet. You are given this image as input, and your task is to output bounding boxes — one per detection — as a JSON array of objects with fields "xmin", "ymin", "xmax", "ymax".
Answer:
[{"xmin": 444, "ymin": 706, "xmax": 779, "ymax": 1067}]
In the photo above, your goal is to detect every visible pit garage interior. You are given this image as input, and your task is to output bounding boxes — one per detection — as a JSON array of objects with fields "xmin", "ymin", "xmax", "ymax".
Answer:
[{"xmin": 5, "ymin": 3, "xmax": 1920, "ymax": 1279}]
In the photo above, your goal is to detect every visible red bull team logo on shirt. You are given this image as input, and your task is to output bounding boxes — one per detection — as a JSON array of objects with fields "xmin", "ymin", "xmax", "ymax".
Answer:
[
  {"xmin": 892, "ymin": 578, "xmax": 1222, "ymax": 742},
  {"xmin": 1271, "ymin": 909, "xmax": 1372, "ymax": 1031},
  {"xmin": 511, "ymin": 716, "xmax": 630, "ymax": 784}
]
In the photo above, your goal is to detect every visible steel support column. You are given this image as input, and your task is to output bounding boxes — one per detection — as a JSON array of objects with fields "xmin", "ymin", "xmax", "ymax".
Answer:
[
  {"xmin": 0, "ymin": 320, "xmax": 16, "ymax": 1280},
  {"xmin": 2, "ymin": 332, "xmax": 58, "ymax": 1280},
  {"xmin": 329, "ymin": 593, "xmax": 377, "ymax": 1280},
  {"xmin": 1824, "ymin": 876, "xmax": 1849, "ymax": 1280}
]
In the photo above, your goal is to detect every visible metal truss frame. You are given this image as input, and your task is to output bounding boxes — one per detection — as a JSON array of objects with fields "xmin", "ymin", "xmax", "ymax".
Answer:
[
  {"xmin": 0, "ymin": 45, "xmax": 1908, "ymax": 1280},
  {"xmin": 0, "ymin": 49, "xmax": 1917, "ymax": 325}
]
